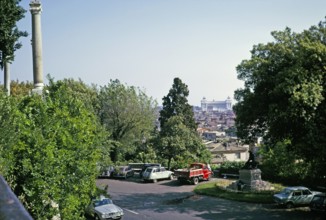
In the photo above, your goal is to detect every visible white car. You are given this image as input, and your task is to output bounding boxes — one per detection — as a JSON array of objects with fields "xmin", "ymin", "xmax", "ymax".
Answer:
[
  {"xmin": 142, "ymin": 166, "xmax": 174, "ymax": 183},
  {"xmin": 86, "ymin": 196, "xmax": 123, "ymax": 220}
]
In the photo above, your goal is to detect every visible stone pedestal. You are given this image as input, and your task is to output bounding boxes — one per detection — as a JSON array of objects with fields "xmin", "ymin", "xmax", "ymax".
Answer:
[
  {"xmin": 227, "ymin": 169, "xmax": 271, "ymax": 191},
  {"xmin": 239, "ymin": 169, "xmax": 261, "ymax": 185},
  {"xmin": 239, "ymin": 169, "xmax": 270, "ymax": 191}
]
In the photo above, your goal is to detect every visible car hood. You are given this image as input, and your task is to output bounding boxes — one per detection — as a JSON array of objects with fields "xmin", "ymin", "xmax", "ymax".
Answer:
[
  {"xmin": 311, "ymin": 191, "xmax": 323, "ymax": 195},
  {"xmin": 273, "ymin": 193, "xmax": 287, "ymax": 199},
  {"xmin": 95, "ymin": 204, "xmax": 123, "ymax": 214}
]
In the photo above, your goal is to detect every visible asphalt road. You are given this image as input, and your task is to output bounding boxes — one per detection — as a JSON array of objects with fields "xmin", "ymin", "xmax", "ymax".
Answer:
[{"xmin": 96, "ymin": 176, "xmax": 325, "ymax": 220}]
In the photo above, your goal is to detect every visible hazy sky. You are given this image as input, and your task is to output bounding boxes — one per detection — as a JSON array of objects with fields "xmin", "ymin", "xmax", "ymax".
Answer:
[{"xmin": 7, "ymin": 0, "xmax": 326, "ymax": 106}]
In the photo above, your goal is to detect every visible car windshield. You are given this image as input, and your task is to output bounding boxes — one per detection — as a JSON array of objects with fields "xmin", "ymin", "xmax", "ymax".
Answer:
[
  {"xmin": 146, "ymin": 168, "xmax": 153, "ymax": 172},
  {"xmin": 94, "ymin": 198, "xmax": 112, "ymax": 207},
  {"xmin": 280, "ymin": 188, "xmax": 292, "ymax": 195}
]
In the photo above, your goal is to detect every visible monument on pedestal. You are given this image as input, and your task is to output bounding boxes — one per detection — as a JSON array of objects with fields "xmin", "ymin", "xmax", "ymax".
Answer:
[{"xmin": 227, "ymin": 150, "xmax": 271, "ymax": 191}]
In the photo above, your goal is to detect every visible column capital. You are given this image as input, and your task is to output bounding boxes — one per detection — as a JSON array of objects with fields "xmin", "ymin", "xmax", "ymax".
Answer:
[{"xmin": 30, "ymin": 1, "xmax": 42, "ymax": 14}]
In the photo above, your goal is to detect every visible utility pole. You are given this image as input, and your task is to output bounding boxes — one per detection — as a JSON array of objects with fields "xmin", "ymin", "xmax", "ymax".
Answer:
[{"xmin": 30, "ymin": 0, "xmax": 44, "ymax": 95}]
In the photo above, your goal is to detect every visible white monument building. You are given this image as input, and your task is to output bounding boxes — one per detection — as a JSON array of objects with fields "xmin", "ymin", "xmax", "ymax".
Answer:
[{"xmin": 201, "ymin": 97, "xmax": 232, "ymax": 112}]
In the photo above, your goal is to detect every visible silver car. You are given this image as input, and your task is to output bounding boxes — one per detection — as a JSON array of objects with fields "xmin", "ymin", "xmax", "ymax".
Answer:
[
  {"xmin": 86, "ymin": 196, "xmax": 123, "ymax": 220},
  {"xmin": 273, "ymin": 186, "xmax": 321, "ymax": 208}
]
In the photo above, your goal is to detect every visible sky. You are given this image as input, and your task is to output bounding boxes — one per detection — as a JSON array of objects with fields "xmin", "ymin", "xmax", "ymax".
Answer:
[{"xmin": 6, "ymin": 0, "xmax": 326, "ymax": 106}]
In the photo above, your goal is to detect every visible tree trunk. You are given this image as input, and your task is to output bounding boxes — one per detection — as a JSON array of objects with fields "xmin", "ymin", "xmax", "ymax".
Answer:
[
  {"xmin": 4, "ymin": 61, "xmax": 10, "ymax": 95},
  {"xmin": 167, "ymin": 157, "xmax": 172, "ymax": 170}
]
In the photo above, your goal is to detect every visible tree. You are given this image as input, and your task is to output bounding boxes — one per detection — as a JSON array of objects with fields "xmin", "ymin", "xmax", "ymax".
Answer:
[
  {"xmin": 159, "ymin": 77, "xmax": 197, "ymax": 131},
  {"xmin": 0, "ymin": 91, "xmax": 18, "ymax": 174},
  {"xmin": 259, "ymin": 139, "xmax": 311, "ymax": 185},
  {"xmin": 234, "ymin": 19, "xmax": 326, "ymax": 182},
  {"xmin": 157, "ymin": 78, "xmax": 211, "ymax": 169},
  {"xmin": 156, "ymin": 115, "xmax": 209, "ymax": 169},
  {"xmin": 98, "ymin": 79, "xmax": 158, "ymax": 163},
  {"xmin": 46, "ymin": 76, "xmax": 99, "ymax": 114},
  {"xmin": 1, "ymin": 81, "xmax": 106, "ymax": 219},
  {"xmin": 0, "ymin": 0, "xmax": 28, "ymax": 95}
]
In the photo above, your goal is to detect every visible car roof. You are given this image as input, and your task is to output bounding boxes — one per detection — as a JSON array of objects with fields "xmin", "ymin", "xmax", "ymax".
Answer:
[
  {"xmin": 284, "ymin": 186, "xmax": 309, "ymax": 191},
  {"xmin": 146, "ymin": 166, "xmax": 160, "ymax": 169}
]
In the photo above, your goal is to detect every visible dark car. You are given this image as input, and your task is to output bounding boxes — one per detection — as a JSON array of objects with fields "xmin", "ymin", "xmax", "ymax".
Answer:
[
  {"xmin": 112, "ymin": 166, "xmax": 134, "ymax": 179},
  {"xmin": 98, "ymin": 165, "xmax": 115, "ymax": 178},
  {"xmin": 310, "ymin": 193, "xmax": 326, "ymax": 212}
]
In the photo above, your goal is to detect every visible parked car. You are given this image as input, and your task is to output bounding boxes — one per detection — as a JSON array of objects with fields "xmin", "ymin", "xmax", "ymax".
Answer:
[
  {"xmin": 112, "ymin": 166, "xmax": 134, "ymax": 179},
  {"xmin": 142, "ymin": 166, "xmax": 174, "ymax": 183},
  {"xmin": 273, "ymin": 186, "xmax": 322, "ymax": 208},
  {"xmin": 139, "ymin": 163, "xmax": 161, "ymax": 178},
  {"xmin": 310, "ymin": 193, "xmax": 326, "ymax": 212},
  {"xmin": 98, "ymin": 165, "xmax": 115, "ymax": 178},
  {"xmin": 86, "ymin": 196, "xmax": 124, "ymax": 220}
]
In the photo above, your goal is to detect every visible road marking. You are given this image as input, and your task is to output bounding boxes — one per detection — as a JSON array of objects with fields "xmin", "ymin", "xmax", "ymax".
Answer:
[{"xmin": 124, "ymin": 208, "xmax": 139, "ymax": 215}]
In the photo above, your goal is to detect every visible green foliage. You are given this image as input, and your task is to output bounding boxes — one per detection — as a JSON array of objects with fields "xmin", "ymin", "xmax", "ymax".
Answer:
[
  {"xmin": 9, "ymin": 80, "xmax": 34, "ymax": 97},
  {"xmin": 157, "ymin": 78, "xmax": 211, "ymax": 169},
  {"xmin": 234, "ymin": 19, "xmax": 326, "ymax": 182},
  {"xmin": 159, "ymin": 77, "xmax": 197, "ymax": 131},
  {"xmin": 0, "ymin": 81, "xmax": 106, "ymax": 219},
  {"xmin": 0, "ymin": 91, "xmax": 18, "ymax": 174},
  {"xmin": 156, "ymin": 115, "xmax": 201, "ymax": 169},
  {"xmin": 259, "ymin": 140, "xmax": 312, "ymax": 185},
  {"xmin": 46, "ymin": 75, "xmax": 99, "ymax": 114},
  {"xmin": 98, "ymin": 79, "xmax": 158, "ymax": 162},
  {"xmin": 0, "ymin": 0, "xmax": 28, "ymax": 67},
  {"xmin": 218, "ymin": 161, "xmax": 245, "ymax": 175},
  {"xmin": 194, "ymin": 180, "xmax": 281, "ymax": 204}
]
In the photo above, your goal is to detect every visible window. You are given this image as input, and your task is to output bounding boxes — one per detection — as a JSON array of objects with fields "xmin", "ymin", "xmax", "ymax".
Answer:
[
  {"xmin": 235, "ymin": 152, "xmax": 241, "ymax": 159},
  {"xmin": 293, "ymin": 191, "xmax": 301, "ymax": 196}
]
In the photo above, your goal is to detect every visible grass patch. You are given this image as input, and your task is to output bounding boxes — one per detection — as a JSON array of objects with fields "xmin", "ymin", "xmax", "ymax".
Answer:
[{"xmin": 194, "ymin": 179, "xmax": 284, "ymax": 204}]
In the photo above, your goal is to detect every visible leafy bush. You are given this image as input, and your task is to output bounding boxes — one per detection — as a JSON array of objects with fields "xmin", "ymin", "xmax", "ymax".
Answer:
[{"xmin": 217, "ymin": 161, "xmax": 245, "ymax": 176}]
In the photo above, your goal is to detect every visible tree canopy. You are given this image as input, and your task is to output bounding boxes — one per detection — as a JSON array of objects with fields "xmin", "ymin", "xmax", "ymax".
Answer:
[
  {"xmin": 0, "ymin": 0, "xmax": 27, "ymax": 67},
  {"xmin": 159, "ymin": 77, "xmax": 197, "ymax": 131},
  {"xmin": 98, "ymin": 79, "xmax": 158, "ymax": 163},
  {"xmin": 0, "ymin": 81, "xmax": 106, "ymax": 219},
  {"xmin": 157, "ymin": 78, "xmax": 211, "ymax": 169},
  {"xmin": 234, "ymin": 19, "xmax": 326, "ymax": 182}
]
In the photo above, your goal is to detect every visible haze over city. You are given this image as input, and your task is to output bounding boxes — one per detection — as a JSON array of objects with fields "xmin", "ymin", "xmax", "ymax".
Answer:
[{"xmin": 7, "ymin": 0, "xmax": 326, "ymax": 105}]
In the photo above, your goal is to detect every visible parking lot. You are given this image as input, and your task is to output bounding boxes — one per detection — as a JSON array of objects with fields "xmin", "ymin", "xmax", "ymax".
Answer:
[{"xmin": 96, "ymin": 175, "xmax": 325, "ymax": 220}]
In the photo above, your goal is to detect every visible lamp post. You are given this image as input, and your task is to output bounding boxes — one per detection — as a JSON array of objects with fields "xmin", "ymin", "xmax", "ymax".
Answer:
[{"xmin": 30, "ymin": 0, "xmax": 44, "ymax": 94}]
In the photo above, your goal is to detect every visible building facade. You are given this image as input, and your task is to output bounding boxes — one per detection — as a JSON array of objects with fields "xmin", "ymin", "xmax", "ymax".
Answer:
[{"xmin": 201, "ymin": 97, "xmax": 232, "ymax": 112}]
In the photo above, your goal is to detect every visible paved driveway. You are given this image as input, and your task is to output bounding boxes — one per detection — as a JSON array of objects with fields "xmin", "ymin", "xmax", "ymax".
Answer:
[{"xmin": 96, "ymin": 177, "xmax": 324, "ymax": 220}]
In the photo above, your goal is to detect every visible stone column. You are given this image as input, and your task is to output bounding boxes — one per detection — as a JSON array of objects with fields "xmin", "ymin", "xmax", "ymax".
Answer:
[
  {"xmin": 4, "ymin": 61, "xmax": 10, "ymax": 95},
  {"xmin": 30, "ymin": 0, "xmax": 44, "ymax": 94}
]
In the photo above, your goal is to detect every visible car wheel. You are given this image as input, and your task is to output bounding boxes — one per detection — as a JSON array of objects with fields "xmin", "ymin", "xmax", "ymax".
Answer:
[
  {"xmin": 193, "ymin": 177, "xmax": 199, "ymax": 185},
  {"xmin": 169, "ymin": 174, "xmax": 174, "ymax": 180},
  {"xmin": 94, "ymin": 214, "xmax": 100, "ymax": 220},
  {"xmin": 286, "ymin": 202, "xmax": 294, "ymax": 209},
  {"xmin": 153, "ymin": 179, "xmax": 157, "ymax": 183}
]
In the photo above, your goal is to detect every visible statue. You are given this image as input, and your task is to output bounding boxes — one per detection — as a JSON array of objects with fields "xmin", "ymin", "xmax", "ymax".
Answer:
[{"xmin": 242, "ymin": 150, "xmax": 258, "ymax": 169}]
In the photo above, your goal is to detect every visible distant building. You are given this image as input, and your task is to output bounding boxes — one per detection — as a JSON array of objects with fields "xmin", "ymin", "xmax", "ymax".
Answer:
[
  {"xmin": 206, "ymin": 141, "xmax": 250, "ymax": 164},
  {"xmin": 202, "ymin": 131, "xmax": 226, "ymax": 141},
  {"xmin": 201, "ymin": 97, "xmax": 232, "ymax": 112}
]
